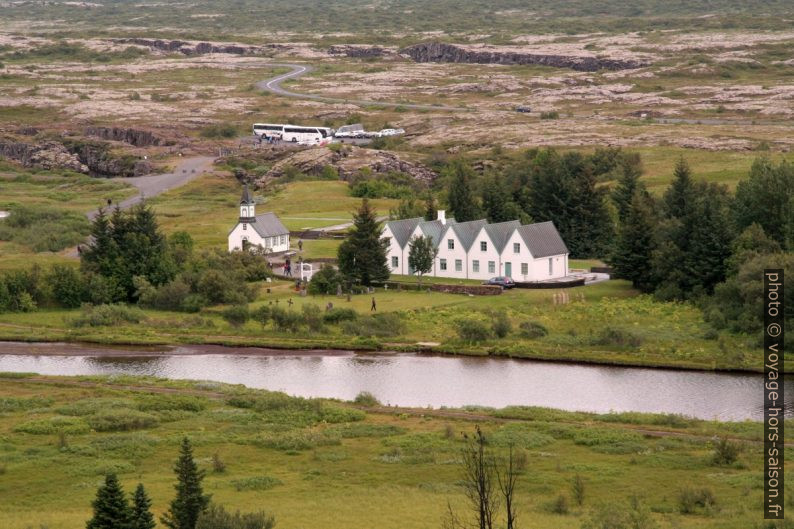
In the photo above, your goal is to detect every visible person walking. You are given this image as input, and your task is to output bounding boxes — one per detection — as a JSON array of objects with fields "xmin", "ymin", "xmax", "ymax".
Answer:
[
  {"xmin": 298, "ymin": 239, "xmax": 303, "ymax": 252},
  {"xmin": 371, "ymin": 297, "xmax": 377, "ymax": 311}
]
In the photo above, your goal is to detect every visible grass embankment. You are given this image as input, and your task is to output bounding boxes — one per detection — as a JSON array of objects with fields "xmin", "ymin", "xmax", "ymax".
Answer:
[
  {"xmin": 0, "ymin": 279, "xmax": 769, "ymax": 373},
  {"xmin": 0, "ymin": 374, "xmax": 785, "ymax": 529}
]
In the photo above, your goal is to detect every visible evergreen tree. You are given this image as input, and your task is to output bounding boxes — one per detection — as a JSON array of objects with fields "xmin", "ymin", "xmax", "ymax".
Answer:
[
  {"xmin": 445, "ymin": 159, "xmax": 481, "ymax": 222},
  {"xmin": 337, "ymin": 199, "xmax": 391, "ymax": 286},
  {"xmin": 131, "ymin": 483, "xmax": 156, "ymax": 529},
  {"xmin": 424, "ymin": 192, "xmax": 437, "ymax": 221},
  {"xmin": 725, "ymin": 223, "xmax": 781, "ymax": 274},
  {"xmin": 162, "ymin": 437, "xmax": 210, "ymax": 529},
  {"xmin": 733, "ymin": 158, "xmax": 794, "ymax": 250},
  {"xmin": 609, "ymin": 191, "xmax": 658, "ymax": 292},
  {"xmin": 611, "ymin": 159, "xmax": 647, "ymax": 223},
  {"xmin": 408, "ymin": 235, "xmax": 437, "ymax": 286},
  {"xmin": 481, "ymin": 174, "xmax": 522, "ymax": 223},
  {"xmin": 86, "ymin": 474, "xmax": 132, "ymax": 529},
  {"xmin": 663, "ymin": 158, "xmax": 694, "ymax": 221}
]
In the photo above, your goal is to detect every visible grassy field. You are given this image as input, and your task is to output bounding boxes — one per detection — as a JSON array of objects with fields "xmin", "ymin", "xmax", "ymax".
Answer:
[
  {"xmin": 0, "ymin": 279, "xmax": 766, "ymax": 372},
  {"xmin": 0, "ymin": 373, "xmax": 784, "ymax": 529}
]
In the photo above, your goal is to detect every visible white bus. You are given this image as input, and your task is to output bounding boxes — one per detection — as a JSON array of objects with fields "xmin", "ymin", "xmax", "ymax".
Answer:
[{"xmin": 252, "ymin": 123, "xmax": 284, "ymax": 139}]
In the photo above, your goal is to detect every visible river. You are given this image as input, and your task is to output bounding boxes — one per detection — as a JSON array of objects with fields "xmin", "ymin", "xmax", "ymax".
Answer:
[{"xmin": 0, "ymin": 342, "xmax": 787, "ymax": 421}]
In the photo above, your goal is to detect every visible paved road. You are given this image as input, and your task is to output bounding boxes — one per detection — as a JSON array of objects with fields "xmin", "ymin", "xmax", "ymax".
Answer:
[
  {"xmin": 254, "ymin": 62, "xmax": 468, "ymax": 112},
  {"xmin": 87, "ymin": 156, "xmax": 214, "ymax": 220}
]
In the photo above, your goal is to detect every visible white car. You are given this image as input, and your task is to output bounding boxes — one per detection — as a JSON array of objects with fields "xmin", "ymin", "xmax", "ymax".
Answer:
[
  {"xmin": 377, "ymin": 128, "xmax": 405, "ymax": 137},
  {"xmin": 334, "ymin": 130, "xmax": 358, "ymax": 138}
]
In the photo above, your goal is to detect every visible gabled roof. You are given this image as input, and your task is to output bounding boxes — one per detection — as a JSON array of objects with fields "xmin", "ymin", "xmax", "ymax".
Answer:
[
  {"xmin": 249, "ymin": 212, "xmax": 289, "ymax": 238},
  {"xmin": 240, "ymin": 185, "xmax": 254, "ymax": 204},
  {"xmin": 483, "ymin": 220, "xmax": 521, "ymax": 253},
  {"xmin": 417, "ymin": 218, "xmax": 455, "ymax": 248},
  {"xmin": 385, "ymin": 217, "xmax": 422, "ymax": 248},
  {"xmin": 516, "ymin": 221, "xmax": 568, "ymax": 258},
  {"xmin": 448, "ymin": 219, "xmax": 488, "ymax": 251}
]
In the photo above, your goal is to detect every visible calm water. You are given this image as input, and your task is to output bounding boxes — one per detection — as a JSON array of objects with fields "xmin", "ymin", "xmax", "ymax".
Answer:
[{"xmin": 0, "ymin": 342, "xmax": 788, "ymax": 421}]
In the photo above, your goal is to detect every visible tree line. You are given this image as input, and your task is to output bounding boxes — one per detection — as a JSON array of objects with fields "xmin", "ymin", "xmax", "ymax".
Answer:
[{"xmin": 86, "ymin": 437, "xmax": 274, "ymax": 529}]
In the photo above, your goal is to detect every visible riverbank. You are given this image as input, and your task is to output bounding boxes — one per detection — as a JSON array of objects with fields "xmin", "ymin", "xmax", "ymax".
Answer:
[{"xmin": 0, "ymin": 373, "xmax": 780, "ymax": 529}]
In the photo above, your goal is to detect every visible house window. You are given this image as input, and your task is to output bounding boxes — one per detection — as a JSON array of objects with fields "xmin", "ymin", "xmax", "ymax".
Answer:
[
  {"xmin": 488, "ymin": 261, "xmax": 495, "ymax": 274},
  {"xmin": 242, "ymin": 223, "xmax": 247, "ymax": 230},
  {"xmin": 472, "ymin": 260, "xmax": 480, "ymax": 273},
  {"xmin": 392, "ymin": 256, "xmax": 399, "ymax": 268},
  {"xmin": 280, "ymin": 235, "xmax": 286, "ymax": 245},
  {"xmin": 480, "ymin": 241, "xmax": 487, "ymax": 252},
  {"xmin": 548, "ymin": 258, "xmax": 553, "ymax": 275},
  {"xmin": 455, "ymin": 259, "xmax": 462, "ymax": 272},
  {"xmin": 521, "ymin": 263, "xmax": 528, "ymax": 275},
  {"xmin": 448, "ymin": 239, "xmax": 454, "ymax": 250},
  {"xmin": 440, "ymin": 259, "xmax": 447, "ymax": 271},
  {"xmin": 513, "ymin": 242, "xmax": 520, "ymax": 254}
]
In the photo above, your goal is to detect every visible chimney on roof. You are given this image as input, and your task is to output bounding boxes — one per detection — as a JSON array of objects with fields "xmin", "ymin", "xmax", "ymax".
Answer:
[{"xmin": 437, "ymin": 210, "xmax": 446, "ymax": 225}]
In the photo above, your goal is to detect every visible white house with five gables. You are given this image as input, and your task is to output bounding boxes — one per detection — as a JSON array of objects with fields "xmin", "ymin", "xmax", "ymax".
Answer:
[
  {"xmin": 382, "ymin": 211, "xmax": 569, "ymax": 282},
  {"xmin": 228, "ymin": 185, "xmax": 290, "ymax": 253}
]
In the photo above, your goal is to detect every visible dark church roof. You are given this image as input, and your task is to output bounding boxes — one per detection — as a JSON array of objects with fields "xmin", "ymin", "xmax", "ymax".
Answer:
[
  {"xmin": 240, "ymin": 185, "xmax": 254, "ymax": 204},
  {"xmin": 248, "ymin": 212, "xmax": 289, "ymax": 238}
]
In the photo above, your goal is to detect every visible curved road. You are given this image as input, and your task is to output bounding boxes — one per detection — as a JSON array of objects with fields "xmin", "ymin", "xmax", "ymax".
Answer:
[{"xmin": 254, "ymin": 62, "xmax": 469, "ymax": 112}]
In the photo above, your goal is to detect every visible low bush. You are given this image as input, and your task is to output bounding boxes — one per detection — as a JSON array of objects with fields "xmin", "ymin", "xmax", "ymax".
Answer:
[
  {"xmin": 308, "ymin": 265, "xmax": 342, "ymax": 295},
  {"xmin": 86, "ymin": 409, "xmax": 159, "ymax": 432},
  {"xmin": 518, "ymin": 321, "xmax": 548, "ymax": 339},
  {"xmin": 69, "ymin": 303, "xmax": 145, "ymax": 327},
  {"xmin": 329, "ymin": 423, "xmax": 405, "ymax": 438},
  {"xmin": 592, "ymin": 326, "xmax": 643, "ymax": 348},
  {"xmin": 197, "ymin": 504, "xmax": 276, "ymax": 529},
  {"xmin": 353, "ymin": 391, "xmax": 381, "ymax": 407},
  {"xmin": 301, "ymin": 304, "xmax": 325, "ymax": 333},
  {"xmin": 254, "ymin": 430, "xmax": 341, "ymax": 451},
  {"xmin": 270, "ymin": 306, "xmax": 304, "ymax": 333},
  {"xmin": 136, "ymin": 395, "xmax": 208, "ymax": 412},
  {"xmin": 320, "ymin": 405, "xmax": 366, "ymax": 423},
  {"xmin": 222, "ymin": 304, "xmax": 250, "ymax": 328},
  {"xmin": 677, "ymin": 486, "xmax": 717, "ymax": 514},
  {"xmin": 323, "ymin": 307, "xmax": 357, "ymax": 323},
  {"xmin": 548, "ymin": 494, "xmax": 569, "ymax": 514},
  {"xmin": 455, "ymin": 317, "xmax": 491, "ymax": 342},
  {"xmin": 14, "ymin": 416, "xmax": 90, "ymax": 435},
  {"xmin": 200, "ymin": 123, "xmax": 239, "ymax": 139},
  {"xmin": 0, "ymin": 396, "xmax": 53, "ymax": 412},
  {"xmin": 489, "ymin": 424, "xmax": 555, "ymax": 449},
  {"xmin": 89, "ymin": 433, "xmax": 158, "ymax": 460},
  {"xmin": 57, "ymin": 398, "xmax": 134, "ymax": 416},
  {"xmin": 341, "ymin": 312, "xmax": 405, "ymax": 337},
  {"xmin": 230, "ymin": 475, "xmax": 283, "ymax": 491},
  {"xmin": 490, "ymin": 310, "xmax": 512, "ymax": 338},
  {"xmin": 711, "ymin": 437, "xmax": 740, "ymax": 466}
]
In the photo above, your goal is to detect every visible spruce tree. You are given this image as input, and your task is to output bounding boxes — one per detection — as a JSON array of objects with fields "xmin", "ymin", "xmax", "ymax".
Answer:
[
  {"xmin": 481, "ymin": 173, "xmax": 521, "ymax": 223},
  {"xmin": 423, "ymin": 192, "xmax": 437, "ymax": 221},
  {"xmin": 86, "ymin": 474, "xmax": 132, "ymax": 529},
  {"xmin": 445, "ymin": 159, "xmax": 481, "ymax": 222},
  {"xmin": 663, "ymin": 157, "xmax": 694, "ymax": 221},
  {"xmin": 609, "ymin": 192, "xmax": 658, "ymax": 292},
  {"xmin": 337, "ymin": 199, "xmax": 391, "ymax": 286},
  {"xmin": 162, "ymin": 437, "xmax": 210, "ymax": 529},
  {"xmin": 131, "ymin": 483, "xmax": 156, "ymax": 529},
  {"xmin": 733, "ymin": 158, "xmax": 794, "ymax": 250},
  {"xmin": 611, "ymin": 160, "xmax": 647, "ymax": 223}
]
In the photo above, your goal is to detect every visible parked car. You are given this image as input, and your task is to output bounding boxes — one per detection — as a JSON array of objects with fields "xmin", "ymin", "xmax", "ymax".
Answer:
[
  {"xmin": 378, "ymin": 128, "xmax": 406, "ymax": 137},
  {"xmin": 515, "ymin": 106, "xmax": 532, "ymax": 113},
  {"xmin": 483, "ymin": 276, "xmax": 516, "ymax": 289},
  {"xmin": 334, "ymin": 130, "xmax": 358, "ymax": 138}
]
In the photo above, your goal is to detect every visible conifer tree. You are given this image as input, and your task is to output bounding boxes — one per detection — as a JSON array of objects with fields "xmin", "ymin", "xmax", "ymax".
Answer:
[
  {"xmin": 162, "ymin": 437, "xmax": 210, "ymax": 529},
  {"xmin": 424, "ymin": 192, "xmax": 437, "ymax": 221},
  {"xmin": 337, "ymin": 199, "xmax": 391, "ymax": 286},
  {"xmin": 611, "ymin": 160, "xmax": 648, "ymax": 223},
  {"xmin": 86, "ymin": 474, "xmax": 132, "ymax": 529},
  {"xmin": 131, "ymin": 483, "xmax": 156, "ymax": 529},
  {"xmin": 609, "ymin": 191, "xmax": 658, "ymax": 292},
  {"xmin": 663, "ymin": 157, "xmax": 694, "ymax": 221},
  {"xmin": 445, "ymin": 159, "xmax": 481, "ymax": 222}
]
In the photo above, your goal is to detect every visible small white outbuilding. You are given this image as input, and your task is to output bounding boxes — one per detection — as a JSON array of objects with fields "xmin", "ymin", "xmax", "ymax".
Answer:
[{"xmin": 228, "ymin": 185, "xmax": 290, "ymax": 253}]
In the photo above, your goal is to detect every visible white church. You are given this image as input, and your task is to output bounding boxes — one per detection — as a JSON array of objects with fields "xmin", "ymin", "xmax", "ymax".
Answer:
[
  {"xmin": 382, "ymin": 211, "xmax": 569, "ymax": 282},
  {"xmin": 227, "ymin": 185, "xmax": 290, "ymax": 253}
]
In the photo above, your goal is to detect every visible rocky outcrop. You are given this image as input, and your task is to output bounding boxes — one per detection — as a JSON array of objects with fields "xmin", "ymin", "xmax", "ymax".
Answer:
[
  {"xmin": 84, "ymin": 126, "xmax": 169, "ymax": 147},
  {"xmin": 111, "ymin": 38, "xmax": 267, "ymax": 56},
  {"xmin": 259, "ymin": 145, "xmax": 436, "ymax": 187},
  {"xmin": 0, "ymin": 138, "xmax": 88, "ymax": 173},
  {"xmin": 401, "ymin": 42, "xmax": 649, "ymax": 72},
  {"xmin": 63, "ymin": 139, "xmax": 151, "ymax": 177},
  {"xmin": 327, "ymin": 45, "xmax": 395, "ymax": 59}
]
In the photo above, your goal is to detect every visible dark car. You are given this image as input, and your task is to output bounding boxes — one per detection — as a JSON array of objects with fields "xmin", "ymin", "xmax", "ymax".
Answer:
[
  {"xmin": 515, "ymin": 105, "xmax": 532, "ymax": 113},
  {"xmin": 483, "ymin": 276, "xmax": 516, "ymax": 289}
]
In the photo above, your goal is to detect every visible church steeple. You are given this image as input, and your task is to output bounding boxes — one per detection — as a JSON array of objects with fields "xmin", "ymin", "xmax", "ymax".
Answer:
[{"xmin": 239, "ymin": 184, "xmax": 255, "ymax": 221}]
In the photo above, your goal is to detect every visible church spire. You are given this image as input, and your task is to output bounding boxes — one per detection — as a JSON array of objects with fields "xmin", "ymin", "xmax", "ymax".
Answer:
[{"xmin": 239, "ymin": 184, "xmax": 254, "ymax": 221}]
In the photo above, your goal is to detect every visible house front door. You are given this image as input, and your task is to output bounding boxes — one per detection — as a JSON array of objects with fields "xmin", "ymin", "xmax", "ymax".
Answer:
[{"xmin": 504, "ymin": 262, "xmax": 512, "ymax": 278}]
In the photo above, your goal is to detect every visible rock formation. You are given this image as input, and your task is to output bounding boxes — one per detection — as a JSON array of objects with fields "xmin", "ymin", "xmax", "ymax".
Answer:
[
  {"xmin": 258, "ymin": 145, "xmax": 436, "ymax": 187},
  {"xmin": 401, "ymin": 42, "xmax": 649, "ymax": 72},
  {"xmin": 0, "ymin": 137, "xmax": 88, "ymax": 173},
  {"xmin": 327, "ymin": 45, "xmax": 396, "ymax": 59},
  {"xmin": 111, "ymin": 38, "xmax": 266, "ymax": 56},
  {"xmin": 84, "ymin": 126, "xmax": 170, "ymax": 147}
]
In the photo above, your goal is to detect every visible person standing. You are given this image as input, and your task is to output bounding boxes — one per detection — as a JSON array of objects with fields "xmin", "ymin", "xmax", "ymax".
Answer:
[{"xmin": 371, "ymin": 297, "xmax": 377, "ymax": 311}]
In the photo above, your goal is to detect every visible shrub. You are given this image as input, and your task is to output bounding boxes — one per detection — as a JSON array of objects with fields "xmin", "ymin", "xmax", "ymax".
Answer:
[
  {"xmin": 308, "ymin": 265, "xmax": 342, "ymax": 295},
  {"xmin": 252, "ymin": 305, "xmax": 271, "ymax": 327},
  {"xmin": 353, "ymin": 391, "xmax": 380, "ymax": 407},
  {"xmin": 135, "ymin": 276, "xmax": 196, "ymax": 311},
  {"xmin": 47, "ymin": 265, "xmax": 86, "ymax": 308},
  {"xmin": 69, "ymin": 303, "xmax": 145, "ymax": 327},
  {"xmin": 0, "ymin": 396, "xmax": 53, "ymax": 412},
  {"xmin": 230, "ymin": 475, "xmax": 283, "ymax": 491},
  {"xmin": 200, "ymin": 123, "xmax": 239, "ymax": 138},
  {"xmin": 136, "ymin": 395, "xmax": 208, "ymax": 412},
  {"xmin": 329, "ymin": 423, "xmax": 405, "ymax": 438},
  {"xmin": 455, "ymin": 317, "xmax": 491, "ymax": 342},
  {"xmin": 222, "ymin": 304, "xmax": 250, "ymax": 328},
  {"xmin": 270, "ymin": 305, "xmax": 303, "ymax": 333},
  {"xmin": 592, "ymin": 327, "xmax": 643, "ymax": 348},
  {"xmin": 14, "ymin": 416, "xmax": 90, "ymax": 435},
  {"xmin": 518, "ymin": 321, "xmax": 548, "ymax": 339},
  {"xmin": 323, "ymin": 307, "xmax": 357, "ymax": 323},
  {"xmin": 490, "ymin": 310, "xmax": 512, "ymax": 338},
  {"xmin": 57, "ymin": 398, "xmax": 134, "ymax": 416},
  {"xmin": 572, "ymin": 474, "xmax": 586, "ymax": 506},
  {"xmin": 212, "ymin": 452, "xmax": 226, "ymax": 473},
  {"xmin": 254, "ymin": 430, "xmax": 341, "ymax": 451},
  {"xmin": 540, "ymin": 111, "xmax": 560, "ymax": 120},
  {"xmin": 341, "ymin": 312, "xmax": 405, "ymax": 338},
  {"xmin": 711, "ymin": 438, "xmax": 739, "ymax": 466},
  {"xmin": 677, "ymin": 486, "xmax": 717, "ymax": 514},
  {"xmin": 86, "ymin": 410, "xmax": 159, "ymax": 432},
  {"xmin": 196, "ymin": 503, "xmax": 276, "ymax": 529},
  {"xmin": 89, "ymin": 433, "xmax": 158, "ymax": 460},
  {"xmin": 320, "ymin": 405, "xmax": 366, "ymax": 423},
  {"xmin": 549, "ymin": 494, "xmax": 569, "ymax": 514},
  {"xmin": 301, "ymin": 304, "xmax": 325, "ymax": 333}
]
